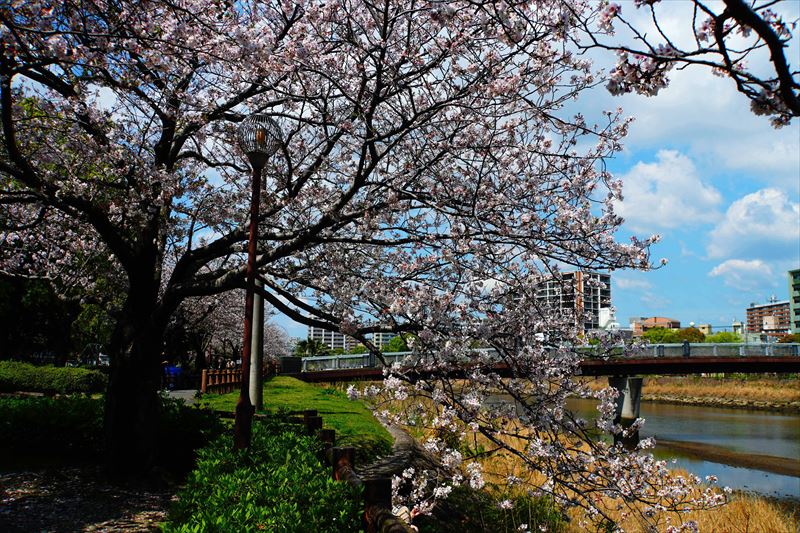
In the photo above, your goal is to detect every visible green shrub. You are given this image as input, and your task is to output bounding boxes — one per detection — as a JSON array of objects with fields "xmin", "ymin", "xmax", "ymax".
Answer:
[
  {"xmin": 164, "ymin": 420, "xmax": 363, "ymax": 533},
  {"xmin": 0, "ymin": 394, "xmax": 223, "ymax": 475},
  {"xmin": 0, "ymin": 396, "xmax": 104, "ymax": 459},
  {"xmin": 0, "ymin": 360, "xmax": 107, "ymax": 394},
  {"xmin": 158, "ymin": 395, "xmax": 227, "ymax": 476}
]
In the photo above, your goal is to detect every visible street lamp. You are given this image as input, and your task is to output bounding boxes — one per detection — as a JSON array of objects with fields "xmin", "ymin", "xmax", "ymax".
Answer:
[{"xmin": 234, "ymin": 114, "xmax": 281, "ymax": 449}]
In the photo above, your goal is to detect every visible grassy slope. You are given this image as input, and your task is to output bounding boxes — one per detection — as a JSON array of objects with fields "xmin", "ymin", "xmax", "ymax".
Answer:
[{"xmin": 200, "ymin": 376, "xmax": 392, "ymax": 461}]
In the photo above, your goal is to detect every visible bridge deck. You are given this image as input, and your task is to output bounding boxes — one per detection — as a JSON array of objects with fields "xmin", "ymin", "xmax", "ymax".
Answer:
[{"xmin": 296, "ymin": 356, "xmax": 800, "ymax": 383}]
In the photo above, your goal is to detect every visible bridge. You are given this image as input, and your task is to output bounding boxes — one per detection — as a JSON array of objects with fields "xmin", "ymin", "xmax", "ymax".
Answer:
[
  {"xmin": 291, "ymin": 343, "xmax": 800, "ymax": 449},
  {"xmin": 294, "ymin": 343, "xmax": 800, "ymax": 383}
]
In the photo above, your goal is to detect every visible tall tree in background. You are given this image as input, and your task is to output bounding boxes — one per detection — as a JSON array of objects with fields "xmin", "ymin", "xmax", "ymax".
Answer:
[{"xmin": 1, "ymin": 1, "xmax": 723, "ymax": 526}]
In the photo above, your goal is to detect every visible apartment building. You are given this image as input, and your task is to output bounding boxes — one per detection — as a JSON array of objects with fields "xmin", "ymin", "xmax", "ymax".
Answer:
[
  {"xmin": 745, "ymin": 298, "xmax": 791, "ymax": 337},
  {"xmin": 536, "ymin": 271, "xmax": 612, "ymax": 334},
  {"xmin": 789, "ymin": 269, "xmax": 800, "ymax": 333},
  {"xmin": 306, "ymin": 326, "xmax": 359, "ymax": 351},
  {"xmin": 370, "ymin": 332, "xmax": 398, "ymax": 350}
]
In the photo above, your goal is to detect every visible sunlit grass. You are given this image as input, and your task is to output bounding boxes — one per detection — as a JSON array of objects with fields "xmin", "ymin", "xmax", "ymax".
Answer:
[{"xmin": 199, "ymin": 376, "xmax": 393, "ymax": 461}]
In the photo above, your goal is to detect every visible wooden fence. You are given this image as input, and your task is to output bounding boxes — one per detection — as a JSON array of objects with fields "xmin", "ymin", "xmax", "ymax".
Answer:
[
  {"xmin": 292, "ymin": 409, "xmax": 415, "ymax": 533},
  {"xmin": 200, "ymin": 363, "xmax": 277, "ymax": 394}
]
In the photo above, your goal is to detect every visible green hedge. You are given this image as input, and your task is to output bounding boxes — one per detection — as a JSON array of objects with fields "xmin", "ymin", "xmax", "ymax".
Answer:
[
  {"xmin": 0, "ymin": 396, "xmax": 104, "ymax": 459},
  {"xmin": 164, "ymin": 420, "xmax": 363, "ymax": 533},
  {"xmin": 0, "ymin": 395, "xmax": 225, "ymax": 474},
  {"xmin": 0, "ymin": 360, "xmax": 107, "ymax": 394}
]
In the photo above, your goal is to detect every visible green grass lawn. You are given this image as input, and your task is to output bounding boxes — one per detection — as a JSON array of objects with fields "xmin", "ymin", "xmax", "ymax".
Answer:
[{"xmin": 200, "ymin": 376, "xmax": 392, "ymax": 462}]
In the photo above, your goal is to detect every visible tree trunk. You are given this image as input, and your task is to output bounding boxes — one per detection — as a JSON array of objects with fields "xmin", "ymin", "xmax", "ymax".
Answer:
[{"xmin": 104, "ymin": 296, "xmax": 167, "ymax": 479}]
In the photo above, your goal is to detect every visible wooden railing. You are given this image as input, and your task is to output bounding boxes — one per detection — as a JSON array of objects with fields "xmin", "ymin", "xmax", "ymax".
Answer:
[
  {"xmin": 200, "ymin": 363, "xmax": 277, "ymax": 394},
  {"xmin": 200, "ymin": 368, "xmax": 239, "ymax": 394},
  {"xmin": 297, "ymin": 409, "xmax": 416, "ymax": 533}
]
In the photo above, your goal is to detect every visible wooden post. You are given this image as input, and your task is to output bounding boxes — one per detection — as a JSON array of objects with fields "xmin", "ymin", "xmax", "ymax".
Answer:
[
  {"xmin": 364, "ymin": 477, "xmax": 392, "ymax": 509},
  {"xmin": 364, "ymin": 478, "xmax": 416, "ymax": 533},
  {"xmin": 331, "ymin": 447, "xmax": 356, "ymax": 481},
  {"xmin": 319, "ymin": 429, "xmax": 336, "ymax": 448},
  {"xmin": 201, "ymin": 369, "xmax": 208, "ymax": 394},
  {"xmin": 305, "ymin": 415, "xmax": 323, "ymax": 435}
]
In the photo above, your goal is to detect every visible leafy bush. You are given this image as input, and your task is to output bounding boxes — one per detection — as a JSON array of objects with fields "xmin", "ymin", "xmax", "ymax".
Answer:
[
  {"xmin": 158, "ymin": 395, "xmax": 227, "ymax": 476},
  {"xmin": 0, "ymin": 396, "xmax": 104, "ymax": 459},
  {"xmin": 164, "ymin": 420, "xmax": 362, "ymax": 532},
  {"xmin": 704, "ymin": 331, "xmax": 742, "ymax": 343},
  {"xmin": 0, "ymin": 360, "xmax": 107, "ymax": 394},
  {"xmin": 0, "ymin": 394, "xmax": 223, "ymax": 475},
  {"xmin": 642, "ymin": 327, "xmax": 707, "ymax": 343}
]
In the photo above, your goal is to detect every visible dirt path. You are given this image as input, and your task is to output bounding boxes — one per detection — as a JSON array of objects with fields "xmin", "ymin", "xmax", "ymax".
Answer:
[{"xmin": 0, "ymin": 466, "xmax": 175, "ymax": 532}]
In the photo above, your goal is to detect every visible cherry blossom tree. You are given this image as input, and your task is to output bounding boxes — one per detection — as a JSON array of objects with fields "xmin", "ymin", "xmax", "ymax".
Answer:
[
  {"xmin": 167, "ymin": 290, "xmax": 286, "ymax": 368},
  {"xmin": 166, "ymin": 289, "xmax": 245, "ymax": 368},
  {"xmin": 584, "ymin": 0, "xmax": 799, "ymax": 127},
  {"xmin": 1, "ymin": 1, "xmax": 722, "ymax": 525}
]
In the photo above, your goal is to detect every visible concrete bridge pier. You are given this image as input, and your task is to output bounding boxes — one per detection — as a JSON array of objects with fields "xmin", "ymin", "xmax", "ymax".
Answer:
[{"xmin": 608, "ymin": 376, "xmax": 643, "ymax": 450}]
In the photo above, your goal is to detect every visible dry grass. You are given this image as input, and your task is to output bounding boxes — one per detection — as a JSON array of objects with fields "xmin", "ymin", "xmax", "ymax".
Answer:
[
  {"xmin": 477, "ymin": 439, "xmax": 799, "ymax": 533},
  {"xmin": 582, "ymin": 376, "xmax": 800, "ymax": 404},
  {"xmin": 377, "ymin": 383, "xmax": 799, "ymax": 532}
]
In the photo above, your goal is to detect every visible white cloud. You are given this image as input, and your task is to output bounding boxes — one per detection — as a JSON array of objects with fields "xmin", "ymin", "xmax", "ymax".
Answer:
[
  {"xmin": 707, "ymin": 188, "xmax": 800, "ymax": 260},
  {"xmin": 571, "ymin": 8, "xmax": 800, "ymax": 194},
  {"xmin": 614, "ymin": 150, "xmax": 723, "ymax": 232},
  {"xmin": 708, "ymin": 259, "xmax": 775, "ymax": 290},
  {"xmin": 615, "ymin": 278, "xmax": 652, "ymax": 290},
  {"xmin": 640, "ymin": 291, "xmax": 671, "ymax": 310}
]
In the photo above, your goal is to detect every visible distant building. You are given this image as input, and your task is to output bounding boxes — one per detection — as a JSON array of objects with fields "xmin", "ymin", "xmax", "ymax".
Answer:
[
  {"xmin": 789, "ymin": 269, "xmax": 800, "ymax": 333},
  {"xmin": 370, "ymin": 332, "xmax": 397, "ymax": 350},
  {"xmin": 598, "ymin": 308, "xmax": 617, "ymax": 330},
  {"xmin": 746, "ymin": 298, "xmax": 790, "ymax": 337},
  {"xmin": 629, "ymin": 316, "xmax": 681, "ymax": 336},
  {"xmin": 731, "ymin": 321, "xmax": 744, "ymax": 335},
  {"xmin": 697, "ymin": 324, "xmax": 712, "ymax": 336},
  {"xmin": 536, "ymin": 271, "xmax": 611, "ymax": 334},
  {"xmin": 307, "ymin": 326, "xmax": 359, "ymax": 351}
]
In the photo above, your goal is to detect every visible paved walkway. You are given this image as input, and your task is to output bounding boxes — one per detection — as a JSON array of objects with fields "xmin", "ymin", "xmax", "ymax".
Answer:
[
  {"xmin": 165, "ymin": 389, "xmax": 198, "ymax": 405},
  {"xmin": 0, "ymin": 466, "xmax": 174, "ymax": 532},
  {"xmin": 358, "ymin": 422, "xmax": 444, "ymax": 480}
]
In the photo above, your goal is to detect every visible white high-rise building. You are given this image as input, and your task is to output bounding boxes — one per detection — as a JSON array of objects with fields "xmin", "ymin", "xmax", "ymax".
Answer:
[{"xmin": 307, "ymin": 326, "xmax": 358, "ymax": 351}]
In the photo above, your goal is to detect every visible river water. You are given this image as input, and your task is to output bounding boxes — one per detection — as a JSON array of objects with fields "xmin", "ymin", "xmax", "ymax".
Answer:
[{"xmin": 565, "ymin": 398, "xmax": 800, "ymax": 499}]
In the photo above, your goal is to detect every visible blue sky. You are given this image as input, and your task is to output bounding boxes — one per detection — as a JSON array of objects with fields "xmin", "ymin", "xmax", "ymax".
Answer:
[
  {"xmin": 273, "ymin": 4, "xmax": 800, "ymax": 338},
  {"xmin": 580, "ymin": 4, "xmax": 800, "ymax": 330}
]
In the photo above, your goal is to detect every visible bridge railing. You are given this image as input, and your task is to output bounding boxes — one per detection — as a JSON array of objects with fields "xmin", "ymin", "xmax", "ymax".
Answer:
[
  {"xmin": 301, "ymin": 352, "xmax": 413, "ymax": 372},
  {"xmin": 298, "ymin": 344, "xmax": 800, "ymax": 373}
]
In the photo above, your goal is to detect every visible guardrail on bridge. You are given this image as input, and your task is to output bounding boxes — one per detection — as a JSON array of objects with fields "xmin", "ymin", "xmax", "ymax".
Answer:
[{"xmin": 300, "ymin": 344, "xmax": 800, "ymax": 373}]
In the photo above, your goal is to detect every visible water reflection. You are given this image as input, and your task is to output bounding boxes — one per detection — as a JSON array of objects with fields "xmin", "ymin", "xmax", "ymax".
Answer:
[{"xmin": 565, "ymin": 397, "xmax": 800, "ymax": 498}]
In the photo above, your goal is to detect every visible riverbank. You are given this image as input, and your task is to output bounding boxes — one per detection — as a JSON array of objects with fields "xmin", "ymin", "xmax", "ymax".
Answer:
[
  {"xmin": 585, "ymin": 376, "xmax": 800, "ymax": 413},
  {"xmin": 657, "ymin": 438, "xmax": 800, "ymax": 478}
]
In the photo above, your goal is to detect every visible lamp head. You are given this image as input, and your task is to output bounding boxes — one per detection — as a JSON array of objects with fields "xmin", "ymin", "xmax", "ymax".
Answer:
[{"xmin": 237, "ymin": 114, "xmax": 281, "ymax": 170}]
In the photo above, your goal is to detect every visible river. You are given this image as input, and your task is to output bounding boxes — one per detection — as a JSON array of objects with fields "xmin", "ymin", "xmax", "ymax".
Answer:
[{"xmin": 566, "ymin": 398, "xmax": 800, "ymax": 499}]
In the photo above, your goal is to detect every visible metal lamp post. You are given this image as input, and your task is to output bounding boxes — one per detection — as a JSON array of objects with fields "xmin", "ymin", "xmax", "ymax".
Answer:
[{"xmin": 234, "ymin": 114, "xmax": 281, "ymax": 449}]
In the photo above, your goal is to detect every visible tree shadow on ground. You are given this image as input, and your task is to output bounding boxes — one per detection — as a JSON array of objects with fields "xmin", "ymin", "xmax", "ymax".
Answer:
[{"xmin": 0, "ymin": 466, "xmax": 174, "ymax": 532}]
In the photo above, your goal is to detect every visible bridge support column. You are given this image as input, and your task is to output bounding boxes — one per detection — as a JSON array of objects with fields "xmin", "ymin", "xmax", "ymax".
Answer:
[{"xmin": 608, "ymin": 376, "xmax": 643, "ymax": 450}]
